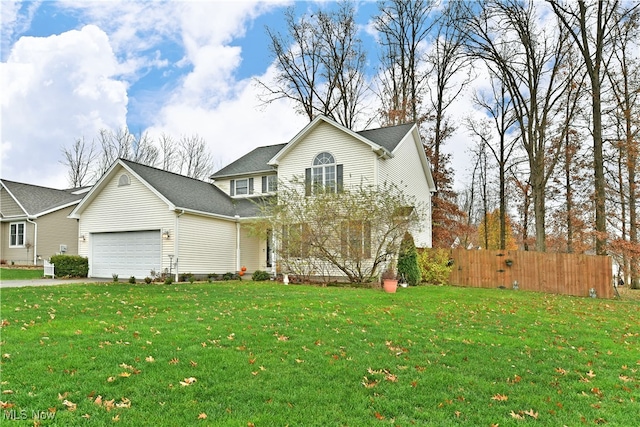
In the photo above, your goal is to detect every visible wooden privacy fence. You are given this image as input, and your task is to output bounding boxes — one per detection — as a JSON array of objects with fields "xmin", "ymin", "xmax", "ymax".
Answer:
[{"xmin": 446, "ymin": 249, "xmax": 613, "ymax": 299}]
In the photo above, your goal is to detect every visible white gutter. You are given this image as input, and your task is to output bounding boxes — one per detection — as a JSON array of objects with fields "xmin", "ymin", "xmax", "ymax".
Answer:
[
  {"xmin": 25, "ymin": 217, "xmax": 37, "ymax": 265},
  {"xmin": 175, "ymin": 210, "xmax": 185, "ymax": 281}
]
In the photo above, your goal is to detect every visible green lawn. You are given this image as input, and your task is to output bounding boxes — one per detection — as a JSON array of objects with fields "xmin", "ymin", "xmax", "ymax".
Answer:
[
  {"xmin": 0, "ymin": 282, "xmax": 638, "ymax": 426},
  {"xmin": 0, "ymin": 268, "xmax": 44, "ymax": 281}
]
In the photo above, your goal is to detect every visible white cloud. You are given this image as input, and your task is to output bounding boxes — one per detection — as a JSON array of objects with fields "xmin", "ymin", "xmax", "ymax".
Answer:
[{"xmin": 1, "ymin": 25, "xmax": 128, "ymax": 188}]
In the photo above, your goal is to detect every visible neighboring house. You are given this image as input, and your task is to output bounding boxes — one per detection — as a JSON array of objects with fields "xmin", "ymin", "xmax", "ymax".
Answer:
[
  {"xmin": 70, "ymin": 115, "xmax": 436, "ymax": 279},
  {"xmin": 0, "ymin": 179, "xmax": 88, "ymax": 265}
]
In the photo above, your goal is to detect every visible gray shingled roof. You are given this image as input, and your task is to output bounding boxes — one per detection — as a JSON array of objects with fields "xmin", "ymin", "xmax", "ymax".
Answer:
[
  {"xmin": 121, "ymin": 160, "xmax": 265, "ymax": 218},
  {"xmin": 1, "ymin": 179, "xmax": 84, "ymax": 217},
  {"xmin": 210, "ymin": 123, "xmax": 415, "ymax": 181},
  {"xmin": 356, "ymin": 122, "xmax": 415, "ymax": 152},
  {"xmin": 210, "ymin": 144, "xmax": 286, "ymax": 179}
]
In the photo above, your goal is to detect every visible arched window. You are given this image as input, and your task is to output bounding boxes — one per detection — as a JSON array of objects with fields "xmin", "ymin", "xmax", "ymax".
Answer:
[
  {"xmin": 118, "ymin": 174, "xmax": 130, "ymax": 187},
  {"xmin": 312, "ymin": 152, "xmax": 336, "ymax": 192}
]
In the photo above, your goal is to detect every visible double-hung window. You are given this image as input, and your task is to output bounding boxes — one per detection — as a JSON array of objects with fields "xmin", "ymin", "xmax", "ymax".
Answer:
[
  {"xmin": 10, "ymin": 222, "xmax": 25, "ymax": 247},
  {"xmin": 262, "ymin": 175, "xmax": 277, "ymax": 193},
  {"xmin": 230, "ymin": 178, "xmax": 254, "ymax": 196}
]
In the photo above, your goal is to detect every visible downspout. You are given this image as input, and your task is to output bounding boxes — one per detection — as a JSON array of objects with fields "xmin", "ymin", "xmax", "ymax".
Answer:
[
  {"xmin": 26, "ymin": 217, "xmax": 37, "ymax": 265},
  {"xmin": 235, "ymin": 215, "xmax": 241, "ymax": 273},
  {"xmin": 175, "ymin": 210, "xmax": 185, "ymax": 282}
]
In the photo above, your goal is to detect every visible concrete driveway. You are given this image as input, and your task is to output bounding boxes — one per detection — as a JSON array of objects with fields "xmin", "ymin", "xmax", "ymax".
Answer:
[{"xmin": 0, "ymin": 277, "xmax": 112, "ymax": 288}]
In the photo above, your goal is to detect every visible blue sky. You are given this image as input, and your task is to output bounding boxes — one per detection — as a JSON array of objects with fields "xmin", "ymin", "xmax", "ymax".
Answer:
[{"xmin": 1, "ymin": 0, "xmax": 473, "ymax": 189}]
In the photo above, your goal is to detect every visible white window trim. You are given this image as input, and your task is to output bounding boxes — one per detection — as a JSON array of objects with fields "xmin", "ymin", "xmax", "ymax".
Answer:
[
  {"xmin": 312, "ymin": 152, "xmax": 336, "ymax": 193},
  {"xmin": 9, "ymin": 221, "xmax": 26, "ymax": 248}
]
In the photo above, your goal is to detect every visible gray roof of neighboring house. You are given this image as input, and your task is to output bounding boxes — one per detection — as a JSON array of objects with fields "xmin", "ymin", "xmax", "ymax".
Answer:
[
  {"xmin": 121, "ymin": 159, "xmax": 266, "ymax": 218},
  {"xmin": 1, "ymin": 179, "xmax": 84, "ymax": 217},
  {"xmin": 356, "ymin": 122, "xmax": 415, "ymax": 152},
  {"xmin": 210, "ymin": 144, "xmax": 286, "ymax": 179}
]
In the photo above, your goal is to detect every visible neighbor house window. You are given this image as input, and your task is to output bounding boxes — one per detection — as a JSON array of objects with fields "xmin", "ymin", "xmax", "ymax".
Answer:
[
  {"xmin": 9, "ymin": 222, "xmax": 25, "ymax": 247},
  {"xmin": 230, "ymin": 178, "xmax": 254, "ymax": 196},
  {"xmin": 305, "ymin": 153, "xmax": 343, "ymax": 195}
]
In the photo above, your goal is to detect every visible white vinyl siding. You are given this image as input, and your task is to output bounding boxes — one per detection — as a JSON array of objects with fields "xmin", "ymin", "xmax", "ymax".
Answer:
[
  {"xmin": 277, "ymin": 121, "xmax": 376, "ymax": 189},
  {"xmin": 378, "ymin": 132, "xmax": 433, "ymax": 248},
  {"xmin": 239, "ymin": 226, "xmax": 263, "ymax": 272},
  {"xmin": 177, "ymin": 214, "xmax": 237, "ymax": 274}
]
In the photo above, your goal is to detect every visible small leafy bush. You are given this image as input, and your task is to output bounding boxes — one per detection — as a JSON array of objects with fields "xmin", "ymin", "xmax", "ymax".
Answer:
[
  {"xmin": 164, "ymin": 275, "xmax": 173, "ymax": 285},
  {"xmin": 252, "ymin": 270, "xmax": 271, "ymax": 281},
  {"xmin": 112, "ymin": 274, "xmax": 119, "ymax": 283},
  {"xmin": 129, "ymin": 276, "xmax": 136, "ymax": 284},
  {"xmin": 222, "ymin": 272, "xmax": 240, "ymax": 281},
  {"xmin": 50, "ymin": 255, "xmax": 89, "ymax": 278},
  {"xmin": 417, "ymin": 249, "xmax": 453, "ymax": 285},
  {"xmin": 180, "ymin": 272, "xmax": 193, "ymax": 282},
  {"xmin": 397, "ymin": 232, "xmax": 421, "ymax": 286},
  {"xmin": 144, "ymin": 277, "xmax": 152, "ymax": 284}
]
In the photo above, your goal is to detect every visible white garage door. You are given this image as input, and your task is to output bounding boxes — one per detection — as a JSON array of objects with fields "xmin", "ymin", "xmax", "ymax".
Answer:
[{"xmin": 91, "ymin": 231, "xmax": 161, "ymax": 278}]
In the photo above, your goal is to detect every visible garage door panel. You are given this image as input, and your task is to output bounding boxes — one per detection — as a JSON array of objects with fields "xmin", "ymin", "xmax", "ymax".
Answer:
[{"xmin": 91, "ymin": 231, "xmax": 161, "ymax": 278}]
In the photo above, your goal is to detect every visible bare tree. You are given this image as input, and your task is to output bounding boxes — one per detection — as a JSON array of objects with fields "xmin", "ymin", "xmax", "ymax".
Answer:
[
  {"xmin": 466, "ymin": 70, "xmax": 518, "ymax": 250},
  {"xmin": 547, "ymin": 0, "xmax": 639, "ymax": 255},
  {"xmin": 374, "ymin": 0, "xmax": 436, "ymax": 125},
  {"xmin": 458, "ymin": 0, "xmax": 572, "ymax": 252},
  {"xmin": 158, "ymin": 132, "xmax": 178, "ymax": 173},
  {"xmin": 95, "ymin": 127, "xmax": 135, "ymax": 177},
  {"xmin": 59, "ymin": 137, "xmax": 96, "ymax": 187},
  {"xmin": 257, "ymin": 1, "xmax": 367, "ymax": 128},
  {"xmin": 606, "ymin": 6, "xmax": 640, "ymax": 287},
  {"xmin": 130, "ymin": 131, "xmax": 159, "ymax": 167},
  {"xmin": 177, "ymin": 134, "xmax": 214, "ymax": 180}
]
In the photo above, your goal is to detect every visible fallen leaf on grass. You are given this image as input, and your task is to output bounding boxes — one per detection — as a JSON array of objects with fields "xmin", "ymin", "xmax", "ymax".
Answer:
[
  {"xmin": 374, "ymin": 411, "xmax": 385, "ymax": 420},
  {"xmin": 112, "ymin": 414, "xmax": 120, "ymax": 422},
  {"xmin": 62, "ymin": 399, "xmax": 77, "ymax": 411},
  {"xmin": 524, "ymin": 409, "xmax": 539, "ymax": 419},
  {"xmin": 586, "ymin": 370, "xmax": 596, "ymax": 378},
  {"xmin": 510, "ymin": 411, "xmax": 524, "ymax": 420},
  {"xmin": 119, "ymin": 372, "xmax": 131, "ymax": 378},
  {"xmin": 94, "ymin": 395, "xmax": 103, "ymax": 405},
  {"xmin": 0, "ymin": 401, "xmax": 15, "ymax": 409},
  {"xmin": 555, "ymin": 367, "xmax": 567, "ymax": 375},
  {"xmin": 362, "ymin": 377, "xmax": 378, "ymax": 388},
  {"xmin": 198, "ymin": 413, "xmax": 207, "ymax": 420},
  {"xmin": 169, "ymin": 358, "xmax": 179, "ymax": 365},
  {"xmin": 492, "ymin": 394, "xmax": 508, "ymax": 402},
  {"xmin": 145, "ymin": 356, "xmax": 155, "ymax": 363},
  {"xmin": 82, "ymin": 414, "xmax": 91, "ymax": 419},
  {"xmin": 180, "ymin": 377, "xmax": 197, "ymax": 386}
]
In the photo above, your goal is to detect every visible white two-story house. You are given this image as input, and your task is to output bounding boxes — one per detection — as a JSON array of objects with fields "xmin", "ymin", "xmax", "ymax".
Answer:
[{"xmin": 70, "ymin": 115, "xmax": 435, "ymax": 279}]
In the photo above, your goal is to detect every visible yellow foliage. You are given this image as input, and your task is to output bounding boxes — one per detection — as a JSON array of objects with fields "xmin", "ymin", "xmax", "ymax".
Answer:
[{"xmin": 477, "ymin": 210, "xmax": 518, "ymax": 250}]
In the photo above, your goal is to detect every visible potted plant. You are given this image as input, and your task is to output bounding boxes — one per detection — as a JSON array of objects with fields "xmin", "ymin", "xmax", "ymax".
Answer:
[{"xmin": 381, "ymin": 268, "xmax": 398, "ymax": 293}]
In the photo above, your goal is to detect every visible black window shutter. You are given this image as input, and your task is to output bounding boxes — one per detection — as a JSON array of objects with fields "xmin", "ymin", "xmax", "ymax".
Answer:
[
  {"xmin": 262, "ymin": 176, "xmax": 267, "ymax": 193},
  {"xmin": 337, "ymin": 164, "xmax": 343, "ymax": 193},
  {"xmin": 230, "ymin": 179, "xmax": 235, "ymax": 196},
  {"xmin": 249, "ymin": 178, "xmax": 254, "ymax": 194},
  {"xmin": 305, "ymin": 168, "xmax": 311, "ymax": 196}
]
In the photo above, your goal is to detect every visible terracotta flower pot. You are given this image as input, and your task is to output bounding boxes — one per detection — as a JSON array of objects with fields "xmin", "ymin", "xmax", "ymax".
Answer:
[{"xmin": 383, "ymin": 279, "xmax": 398, "ymax": 293}]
